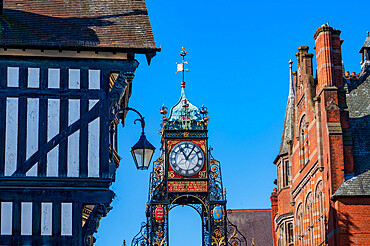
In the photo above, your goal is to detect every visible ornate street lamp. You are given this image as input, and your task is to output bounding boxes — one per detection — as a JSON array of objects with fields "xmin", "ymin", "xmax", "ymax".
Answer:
[{"xmin": 118, "ymin": 107, "xmax": 156, "ymax": 170}]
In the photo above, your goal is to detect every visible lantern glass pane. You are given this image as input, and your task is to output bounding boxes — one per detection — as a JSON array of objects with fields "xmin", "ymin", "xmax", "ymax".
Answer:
[
  {"xmin": 144, "ymin": 148, "xmax": 154, "ymax": 168},
  {"xmin": 133, "ymin": 149, "xmax": 144, "ymax": 169}
]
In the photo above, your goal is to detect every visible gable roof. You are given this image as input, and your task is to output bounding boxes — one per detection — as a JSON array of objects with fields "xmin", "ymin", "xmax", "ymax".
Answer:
[
  {"xmin": 359, "ymin": 33, "xmax": 370, "ymax": 53},
  {"xmin": 335, "ymin": 69, "xmax": 370, "ymax": 198},
  {"xmin": 0, "ymin": 0, "xmax": 158, "ymax": 53},
  {"xmin": 346, "ymin": 71, "xmax": 370, "ymax": 175},
  {"xmin": 333, "ymin": 170, "xmax": 370, "ymax": 198},
  {"xmin": 227, "ymin": 209, "xmax": 273, "ymax": 246}
]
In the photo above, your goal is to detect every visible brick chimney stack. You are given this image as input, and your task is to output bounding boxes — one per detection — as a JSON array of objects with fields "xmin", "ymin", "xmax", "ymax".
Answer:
[
  {"xmin": 314, "ymin": 24, "xmax": 343, "ymax": 90},
  {"xmin": 270, "ymin": 188, "xmax": 278, "ymax": 246},
  {"xmin": 298, "ymin": 46, "xmax": 314, "ymax": 77}
]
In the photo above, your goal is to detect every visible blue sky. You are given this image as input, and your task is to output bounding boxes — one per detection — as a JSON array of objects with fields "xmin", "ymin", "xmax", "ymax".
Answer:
[{"xmin": 95, "ymin": 1, "xmax": 368, "ymax": 245}]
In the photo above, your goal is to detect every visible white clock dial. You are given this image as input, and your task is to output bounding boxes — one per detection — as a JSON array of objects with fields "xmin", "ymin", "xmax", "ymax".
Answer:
[{"xmin": 169, "ymin": 141, "xmax": 205, "ymax": 177}]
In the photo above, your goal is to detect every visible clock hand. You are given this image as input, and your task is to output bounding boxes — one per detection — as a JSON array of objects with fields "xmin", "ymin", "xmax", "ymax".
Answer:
[
  {"xmin": 186, "ymin": 145, "xmax": 196, "ymax": 160},
  {"xmin": 179, "ymin": 147, "xmax": 187, "ymax": 159}
]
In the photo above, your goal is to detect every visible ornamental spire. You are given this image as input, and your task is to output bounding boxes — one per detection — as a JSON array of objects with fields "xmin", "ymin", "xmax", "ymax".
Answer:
[
  {"xmin": 277, "ymin": 60, "xmax": 295, "ymax": 156},
  {"xmin": 288, "ymin": 59, "xmax": 294, "ymax": 99},
  {"xmin": 168, "ymin": 47, "xmax": 201, "ymax": 122},
  {"xmin": 176, "ymin": 46, "xmax": 189, "ymax": 92}
]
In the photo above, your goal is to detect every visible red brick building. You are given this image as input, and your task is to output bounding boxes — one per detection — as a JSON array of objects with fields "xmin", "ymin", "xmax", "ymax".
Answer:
[{"xmin": 271, "ymin": 25, "xmax": 370, "ymax": 246}]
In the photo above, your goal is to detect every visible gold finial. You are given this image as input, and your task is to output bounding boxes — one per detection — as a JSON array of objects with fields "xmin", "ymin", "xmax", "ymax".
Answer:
[
  {"xmin": 180, "ymin": 46, "xmax": 187, "ymax": 57},
  {"xmin": 177, "ymin": 46, "xmax": 189, "ymax": 87},
  {"xmin": 252, "ymin": 238, "xmax": 255, "ymax": 246}
]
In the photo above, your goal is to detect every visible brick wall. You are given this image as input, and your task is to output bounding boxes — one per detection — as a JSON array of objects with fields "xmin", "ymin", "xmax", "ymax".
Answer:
[
  {"xmin": 335, "ymin": 197, "xmax": 370, "ymax": 246},
  {"xmin": 272, "ymin": 24, "xmax": 362, "ymax": 246}
]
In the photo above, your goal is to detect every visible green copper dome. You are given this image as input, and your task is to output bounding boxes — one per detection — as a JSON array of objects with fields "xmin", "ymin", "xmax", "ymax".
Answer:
[{"xmin": 168, "ymin": 85, "xmax": 202, "ymax": 122}]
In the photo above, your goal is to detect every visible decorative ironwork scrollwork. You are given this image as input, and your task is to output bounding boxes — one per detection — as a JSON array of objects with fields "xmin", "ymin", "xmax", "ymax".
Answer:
[
  {"xmin": 152, "ymin": 225, "xmax": 167, "ymax": 246},
  {"xmin": 209, "ymin": 150, "xmax": 224, "ymax": 202},
  {"xmin": 226, "ymin": 217, "xmax": 247, "ymax": 246},
  {"xmin": 149, "ymin": 157, "xmax": 166, "ymax": 201},
  {"xmin": 132, "ymin": 222, "xmax": 149, "ymax": 246}
]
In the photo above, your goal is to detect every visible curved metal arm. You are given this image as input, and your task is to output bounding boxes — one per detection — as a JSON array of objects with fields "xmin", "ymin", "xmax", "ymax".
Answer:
[
  {"xmin": 115, "ymin": 107, "xmax": 146, "ymax": 135},
  {"xmin": 125, "ymin": 107, "xmax": 146, "ymax": 135}
]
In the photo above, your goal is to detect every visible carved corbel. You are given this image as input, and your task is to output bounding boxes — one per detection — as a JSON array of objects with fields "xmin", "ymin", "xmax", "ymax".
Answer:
[
  {"xmin": 109, "ymin": 72, "xmax": 135, "ymax": 122},
  {"xmin": 82, "ymin": 203, "xmax": 113, "ymax": 246}
]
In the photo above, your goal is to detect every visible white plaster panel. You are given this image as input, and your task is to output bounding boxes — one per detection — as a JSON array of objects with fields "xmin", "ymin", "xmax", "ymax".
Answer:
[
  {"xmin": 47, "ymin": 99, "xmax": 60, "ymax": 141},
  {"xmin": 61, "ymin": 203, "xmax": 73, "ymax": 236},
  {"xmin": 41, "ymin": 203, "xmax": 52, "ymax": 235},
  {"xmin": 89, "ymin": 99, "xmax": 99, "ymax": 110},
  {"xmin": 7, "ymin": 67, "xmax": 19, "ymax": 87},
  {"xmin": 26, "ymin": 162, "xmax": 38, "ymax": 177},
  {"xmin": 28, "ymin": 68, "xmax": 40, "ymax": 88},
  {"xmin": 68, "ymin": 99, "xmax": 80, "ymax": 126},
  {"xmin": 68, "ymin": 69, "xmax": 80, "ymax": 89},
  {"xmin": 48, "ymin": 68, "xmax": 60, "ymax": 89},
  {"xmin": 21, "ymin": 202, "xmax": 32, "ymax": 235},
  {"xmin": 88, "ymin": 117, "xmax": 100, "ymax": 177},
  {"xmin": 46, "ymin": 99, "xmax": 60, "ymax": 177},
  {"xmin": 88, "ymin": 69, "xmax": 100, "ymax": 89},
  {"xmin": 26, "ymin": 98, "xmax": 39, "ymax": 177},
  {"xmin": 27, "ymin": 98, "xmax": 39, "ymax": 158},
  {"xmin": 5, "ymin": 97, "xmax": 18, "ymax": 176},
  {"xmin": 1, "ymin": 202, "xmax": 12, "ymax": 235},
  {"xmin": 47, "ymin": 147, "xmax": 59, "ymax": 177},
  {"xmin": 67, "ymin": 131, "xmax": 80, "ymax": 177}
]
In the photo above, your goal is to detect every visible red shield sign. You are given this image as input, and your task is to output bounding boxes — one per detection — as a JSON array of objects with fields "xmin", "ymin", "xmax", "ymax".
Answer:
[{"xmin": 155, "ymin": 206, "xmax": 164, "ymax": 220}]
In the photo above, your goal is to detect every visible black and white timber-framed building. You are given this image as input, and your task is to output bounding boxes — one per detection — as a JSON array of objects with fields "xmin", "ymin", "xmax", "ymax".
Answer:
[{"xmin": 0, "ymin": 0, "xmax": 159, "ymax": 245}]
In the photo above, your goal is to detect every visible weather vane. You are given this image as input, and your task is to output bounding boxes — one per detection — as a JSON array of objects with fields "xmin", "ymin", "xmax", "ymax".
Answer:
[{"xmin": 176, "ymin": 46, "xmax": 189, "ymax": 87}]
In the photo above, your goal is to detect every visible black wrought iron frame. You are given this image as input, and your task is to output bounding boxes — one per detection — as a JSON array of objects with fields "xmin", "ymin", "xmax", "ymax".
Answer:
[{"xmin": 132, "ymin": 150, "xmax": 247, "ymax": 246}]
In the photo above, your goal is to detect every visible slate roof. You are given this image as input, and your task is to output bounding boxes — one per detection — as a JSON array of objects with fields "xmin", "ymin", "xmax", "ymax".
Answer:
[
  {"xmin": 227, "ymin": 209, "xmax": 273, "ymax": 246},
  {"xmin": 335, "ymin": 67, "xmax": 370, "ymax": 198},
  {"xmin": 278, "ymin": 97, "xmax": 294, "ymax": 157},
  {"xmin": 359, "ymin": 33, "xmax": 370, "ymax": 52},
  {"xmin": 346, "ymin": 70, "xmax": 370, "ymax": 175},
  {"xmin": 333, "ymin": 169, "xmax": 370, "ymax": 197},
  {"xmin": 0, "ymin": 0, "xmax": 158, "ymax": 53}
]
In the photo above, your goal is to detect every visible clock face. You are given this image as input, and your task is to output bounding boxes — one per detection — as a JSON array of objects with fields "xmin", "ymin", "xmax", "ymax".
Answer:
[{"xmin": 169, "ymin": 141, "xmax": 205, "ymax": 177}]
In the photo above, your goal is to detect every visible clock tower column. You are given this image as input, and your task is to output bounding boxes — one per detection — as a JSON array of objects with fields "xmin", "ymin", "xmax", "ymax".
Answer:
[{"xmin": 132, "ymin": 48, "xmax": 246, "ymax": 246}]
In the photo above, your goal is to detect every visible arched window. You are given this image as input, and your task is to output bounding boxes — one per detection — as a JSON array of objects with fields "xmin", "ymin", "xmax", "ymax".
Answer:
[
  {"xmin": 296, "ymin": 204, "xmax": 304, "ymax": 246},
  {"xmin": 283, "ymin": 160, "xmax": 290, "ymax": 187},
  {"xmin": 278, "ymin": 224, "xmax": 284, "ymax": 246},
  {"xmin": 299, "ymin": 116, "xmax": 308, "ymax": 168},
  {"xmin": 306, "ymin": 193, "xmax": 314, "ymax": 246},
  {"xmin": 287, "ymin": 222, "xmax": 294, "ymax": 246},
  {"xmin": 316, "ymin": 181, "xmax": 325, "ymax": 243}
]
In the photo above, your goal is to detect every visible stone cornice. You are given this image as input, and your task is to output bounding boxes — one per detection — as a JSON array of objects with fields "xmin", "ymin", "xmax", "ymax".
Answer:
[{"xmin": 313, "ymin": 25, "xmax": 341, "ymax": 40}]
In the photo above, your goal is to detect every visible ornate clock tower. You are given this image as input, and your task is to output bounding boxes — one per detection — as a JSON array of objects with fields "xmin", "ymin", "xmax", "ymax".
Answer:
[{"xmin": 132, "ymin": 48, "xmax": 246, "ymax": 246}]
